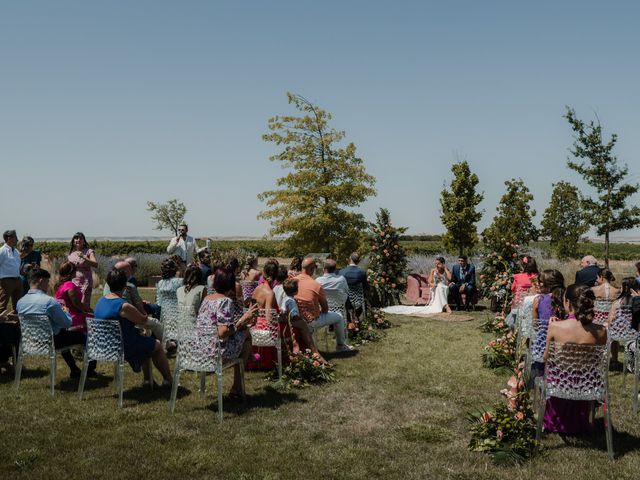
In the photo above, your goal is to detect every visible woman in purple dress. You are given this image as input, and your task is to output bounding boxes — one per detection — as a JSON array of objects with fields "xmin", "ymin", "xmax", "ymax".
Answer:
[
  {"xmin": 542, "ymin": 284, "xmax": 608, "ymax": 434},
  {"xmin": 67, "ymin": 232, "xmax": 98, "ymax": 309},
  {"xmin": 531, "ymin": 270, "xmax": 566, "ymax": 380}
]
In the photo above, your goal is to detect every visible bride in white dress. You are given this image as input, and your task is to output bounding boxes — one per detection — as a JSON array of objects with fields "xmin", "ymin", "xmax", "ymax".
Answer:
[{"xmin": 383, "ymin": 257, "xmax": 453, "ymax": 316}]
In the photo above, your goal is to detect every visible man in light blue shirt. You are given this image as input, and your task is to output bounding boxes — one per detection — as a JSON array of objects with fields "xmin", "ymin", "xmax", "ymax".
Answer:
[
  {"xmin": 316, "ymin": 259, "xmax": 349, "ymax": 306},
  {"xmin": 17, "ymin": 267, "xmax": 94, "ymax": 378}
]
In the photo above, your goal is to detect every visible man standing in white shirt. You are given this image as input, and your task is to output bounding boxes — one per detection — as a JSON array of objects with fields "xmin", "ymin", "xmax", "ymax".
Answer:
[
  {"xmin": 0, "ymin": 230, "xmax": 22, "ymax": 316},
  {"xmin": 166, "ymin": 223, "xmax": 198, "ymax": 265}
]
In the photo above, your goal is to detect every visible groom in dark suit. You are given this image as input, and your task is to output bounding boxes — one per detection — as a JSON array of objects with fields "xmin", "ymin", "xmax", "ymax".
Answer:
[{"xmin": 449, "ymin": 255, "xmax": 477, "ymax": 311}]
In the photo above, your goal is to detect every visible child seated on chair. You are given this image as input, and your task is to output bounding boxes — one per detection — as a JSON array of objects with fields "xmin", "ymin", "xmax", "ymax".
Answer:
[{"xmin": 282, "ymin": 278, "xmax": 326, "ymax": 364}]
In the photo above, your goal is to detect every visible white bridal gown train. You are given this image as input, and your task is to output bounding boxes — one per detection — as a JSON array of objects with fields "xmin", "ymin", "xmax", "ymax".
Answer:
[{"xmin": 382, "ymin": 283, "xmax": 450, "ymax": 316}]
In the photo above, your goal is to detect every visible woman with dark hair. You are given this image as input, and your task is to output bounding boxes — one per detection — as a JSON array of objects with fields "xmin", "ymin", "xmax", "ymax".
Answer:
[
  {"xmin": 196, "ymin": 267, "xmax": 258, "ymax": 398},
  {"xmin": 288, "ymin": 256, "xmax": 303, "ymax": 278},
  {"xmin": 592, "ymin": 268, "xmax": 619, "ymax": 300},
  {"xmin": 240, "ymin": 255, "xmax": 260, "ymax": 282},
  {"xmin": 542, "ymin": 284, "xmax": 607, "ymax": 434},
  {"xmin": 95, "ymin": 269, "xmax": 172, "ymax": 386},
  {"xmin": 606, "ymin": 277, "xmax": 636, "ymax": 367},
  {"xmin": 19, "ymin": 236, "xmax": 41, "ymax": 297},
  {"xmin": 54, "ymin": 261, "xmax": 91, "ymax": 331},
  {"xmin": 177, "ymin": 264, "xmax": 206, "ymax": 314},
  {"xmin": 531, "ymin": 269, "xmax": 566, "ymax": 379},
  {"xmin": 67, "ymin": 232, "xmax": 98, "ymax": 309},
  {"xmin": 156, "ymin": 258, "xmax": 183, "ymax": 307},
  {"xmin": 512, "ymin": 255, "xmax": 538, "ymax": 301}
]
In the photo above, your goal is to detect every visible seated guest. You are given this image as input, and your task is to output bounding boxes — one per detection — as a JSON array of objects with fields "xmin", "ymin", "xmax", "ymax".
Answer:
[
  {"xmin": 19, "ymin": 236, "xmax": 41, "ymax": 297},
  {"xmin": 636, "ymin": 261, "xmax": 640, "ymax": 285},
  {"xmin": 606, "ymin": 277, "xmax": 636, "ymax": 368},
  {"xmin": 542, "ymin": 284, "xmax": 607, "ymax": 435},
  {"xmin": 591, "ymin": 268, "xmax": 619, "ymax": 300},
  {"xmin": 156, "ymin": 258, "xmax": 183, "ymax": 307},
  {"xmin": 124, "ymin": 257, "xmax": 140, "ymax": 287},
  {"xmin": 288, "ymin": 256, "xmax": 303, "ymax": 278},
  {"xmin": 177, "ymin": 264, "xmax": 207, "ymax": 315},
  {"xmin": 103, "ymin": 261, "xmax": 163, "ymax": 340},
  {"xmin": 512, "ymin": 256, "xmax": 538, "ymax": 299},
  {"xmin": 225, "ymin": 256, "xmax": 244, "ymax": 300},
  {"xmin": 448, "ymin": 255, "xmax": 477, "ymax": 311},
  {"xmin": 317, "ymin": 259, "xmax": 349, "ymax": 310},
  {"xmin": 197, "ymin": 249, "xmax": 212, "ymax": 283},
  {"xmin": 54, "ymin": 262, "xmax": 92, "ymax": 332},
  {"xmin": 575, "ymin": 255, "xmax": 599, "ymax": 287},
  {"xmin": 240, "ymin": 255, "xmax": 261, "ymax": 282},
  {"xmin": 125, "ymin": 257, "xmax": 161, "ymax": 319},
  {"xmin": 273, "ymin": 265, "xmax": 290, "ymax": 310},
  {"xmin": 252, "ymin": 259, "xmax": 279, "ymax": 310},
  {"xmin": 17, "ymin": 267, "xmax": 95, "ymax": 378},
  {"xmin": 339, "ymin": 252, "xmax": 369, "ymax": 322},
  {"xmin": 196, "ymin": 266, "xmax": 258, "ymax": 398},
  {"xmin": 95, "ymin": 269, "xmax": 172, "ymax": 386},
  {"xmin": 281, "ymin": 278, "xmax": 326, "ymax": 362},
  {"xmin": 295, "ymin": 258, "xmax": 354, "ymax": 352}
]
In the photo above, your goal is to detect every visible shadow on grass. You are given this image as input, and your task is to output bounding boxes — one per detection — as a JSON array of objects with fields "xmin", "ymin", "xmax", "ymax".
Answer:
[
  {"xmin": 0, "ymin": 367, "xmax": 49, "ymax": 385},
  {"xmin": 322, "ymin": 350, "xmax": 360, "ymax": 362},
  {"xmin": 204, "ymin": 385, "xmax": 306, "ymax": 416},
  {"xmin": 543, "ymin": 418, "xmax": 640, "ymax": 459}
]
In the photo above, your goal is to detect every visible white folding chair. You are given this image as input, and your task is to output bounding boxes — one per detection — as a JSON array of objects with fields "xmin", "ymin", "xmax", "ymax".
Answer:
[{"xmin": 14, "ymin": 314, "xmax": 84, "ymax": 396}]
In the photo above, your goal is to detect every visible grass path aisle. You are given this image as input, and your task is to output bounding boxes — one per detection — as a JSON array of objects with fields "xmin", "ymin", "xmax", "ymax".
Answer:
[{"xmin": 2, "ymin": 312, "xmax": 640, "ymax": 479}]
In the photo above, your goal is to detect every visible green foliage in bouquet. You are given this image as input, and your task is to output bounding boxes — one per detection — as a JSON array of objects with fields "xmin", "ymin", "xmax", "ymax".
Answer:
[
  {"xmin": 468, "ymin": 364, "xmax": 538, "ymax": 464},
  {"xmin": 478, "ymin": 242, "xmax": 521, "ymax": 313},
  {"xmin": 271, "ymin": 349, "xmax": 336, "ymax": 388},
  {"xmin": 347, "ymin": 308, "xmax": 390, "ymax": 345},
  {"xmin": 367, "ymin": 208, "xmax": 408, "ymax": 307}
]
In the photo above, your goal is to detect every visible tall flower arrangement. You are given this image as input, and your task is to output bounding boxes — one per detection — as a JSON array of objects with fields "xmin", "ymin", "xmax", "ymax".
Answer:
[
  {"xmin": 478, "ymin": 241, "xmax": 520, "ymax": 313},
  {"xmin": 367, "ymin": 208, "xmax": 407, "ymax": 307}
]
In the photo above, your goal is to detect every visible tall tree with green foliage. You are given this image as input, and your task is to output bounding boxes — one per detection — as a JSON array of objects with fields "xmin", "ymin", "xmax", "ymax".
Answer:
[
  {"xmin": 146, "ymin": 199, "xmax": 187, "ymax": 235},
  {"xmin": 368, "ymin": 208, "xmax": 407, "ymax": 307},
  {"xmin": 439, "ymin": 160, "xmax": 484, "ymax": 255},
  {"xmin": 259, "ymin": 93, "xmax": 376, "ymax": 259},
  {"xmin": 482, "ymin": 179, "xmax": 538, "ymax": 251},
  {"xmin": 540, "ymin": 181, "xmax": 588, "ymax": 258},
  {"xmin": 565, "ymin": 107, "xmax": 640, "ymax": 267}
]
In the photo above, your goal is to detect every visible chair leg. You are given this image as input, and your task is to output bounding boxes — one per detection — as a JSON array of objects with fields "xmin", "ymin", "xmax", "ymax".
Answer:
[
  {"xmin": 145, "ymin": 361, "xmax": 154, "ymax": 391},
  {"xmin": 276, "ymin": 343, "xmax": 283, "ymax": 382},
  {"xmin": 534, "ymin": 380, "xmax": 545, "ymax": 442},
  {"xmin": 217, "ymin": 369, "xmax": 223, "ymax": 423},
  {"xmin": 77, "ymin": 352, "xmax": 90, "ymax": 399},
  {"xmin": 118, "ymin": 363, "xmax": 124, "ymax": 408},
  {"xmin": 199, "ymin": 372, "xmax": 206, "ymax": 398},
  {"xmin": 634, "ymin": 369, "xmax": 639, "ymax": 415},
  {"xmin": 14, "ymin": 347, "xmax": 23, "ymax": 390},
  {"xmin": 604, "ymin": 401, "xmax": 614, "ymax": 460},
  {"xmin": 239, "ymin": 363, "xmax": 246, "ymax": 401},
  {"xmin": 50, "ymin": 351, "xmax": 56, "ymax": 396},
  {"xmin": 169, "ymin": 368, "xmax": 182, "ymax": 413}
]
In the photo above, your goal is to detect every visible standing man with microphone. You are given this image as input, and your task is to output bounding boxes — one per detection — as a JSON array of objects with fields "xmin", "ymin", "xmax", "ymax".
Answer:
[{"xmin": 166, "ymin": 223, "xmax": 198, "ymax": 266}]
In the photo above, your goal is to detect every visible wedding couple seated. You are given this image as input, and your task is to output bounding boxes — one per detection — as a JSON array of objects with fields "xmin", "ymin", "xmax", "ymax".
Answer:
[{"xmin": 383, "ymin": 255, "xmax": 477, "ymax": 316}]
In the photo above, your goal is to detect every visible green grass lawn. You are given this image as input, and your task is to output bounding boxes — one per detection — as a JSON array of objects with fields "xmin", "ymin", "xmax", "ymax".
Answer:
[{"xmin": 2, "ymin": 307, "xmax": 640, "ymax": 479}]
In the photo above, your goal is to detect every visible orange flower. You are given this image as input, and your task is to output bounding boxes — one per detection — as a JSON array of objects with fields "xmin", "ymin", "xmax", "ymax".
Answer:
[
  {"xmin": 312, "ymin": 360, "xmax": 320, "ymax": 368},
  {"xmin": 480, "ymin": 411, "xmax": 493, "ymax": 423},
  {"xmin": 515, "ymin": 411, "xmax": 525, "ymax": 421}
]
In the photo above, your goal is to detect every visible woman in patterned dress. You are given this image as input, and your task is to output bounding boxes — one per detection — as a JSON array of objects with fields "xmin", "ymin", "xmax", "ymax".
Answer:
[
  {"xmin": 196, "ymin": 266, "xmax": 258, "ymax": 398},
  {"xmin": 67, "ymin": 232, "xmax": 98, "ymax": 309}
]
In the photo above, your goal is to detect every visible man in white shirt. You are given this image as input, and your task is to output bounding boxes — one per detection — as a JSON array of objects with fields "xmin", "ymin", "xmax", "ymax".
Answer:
[
  {"xmin": 0, "ymin": 230, "xmax": 22, "ymax": 316},
  {"xmin": 166, "ymin": 223, "xmax": 199, "ymax": 265}
]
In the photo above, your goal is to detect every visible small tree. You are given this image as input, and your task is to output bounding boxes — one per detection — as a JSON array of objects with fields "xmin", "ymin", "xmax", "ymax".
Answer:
[
  {"xmin": 368, "ymin": 208, "xmax": 407, "ymax": 307},
  {"xmin": 482, "ymin": 179, "xmax": 538, "ymax": 251},
  {"xmin": 259, "ymin": 93, "xmax": 376, "ymax": 260},
  {"xmin": 565, "ymin": 107, "xmax": 640, "ymax": 267},
  {"xmin": 146, "ymin": 199, "xmax": 187, "ymax": 236},
  {"xmin": 440, "ymin": 160, "xmax": 484, "ymax": 255},
  {"xmin": 540, "ymin": 181, "xmax": 588, "ymax": 258}
]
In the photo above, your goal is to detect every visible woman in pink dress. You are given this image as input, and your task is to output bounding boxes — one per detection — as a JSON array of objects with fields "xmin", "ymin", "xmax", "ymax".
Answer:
[
  {"xmin": 67, "ymin": 232, "xmax": 98, "ymax": 309},
  {"xmin": 54, "ymin": 261, "xmax": 92, "ymax": 332}
]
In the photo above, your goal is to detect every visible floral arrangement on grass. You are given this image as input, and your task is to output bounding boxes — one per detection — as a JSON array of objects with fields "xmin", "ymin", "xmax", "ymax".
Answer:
[
  {"xmin": 468, "ymin": 363, "xmax": 538, "ymax": 464},
  {"xmin": 347, "ymin": 308, "xmax": 389, "ymax": 344},
  {"xmin": 367, "ymin": 208, "xmax": 408, "ymax": 307},
  {"xmin": 272, "ymin": 349, "xmax": 335, "ymax": 388},
  {"xmin": 371, "ymin": 308, "xmax": 391, "ymax": 329},
  {"xmin": 481, "ymin": 312, "xmax": 517, "ymax": 370}
]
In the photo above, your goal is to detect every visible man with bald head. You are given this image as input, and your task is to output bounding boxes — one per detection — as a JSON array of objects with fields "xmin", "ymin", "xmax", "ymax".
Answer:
[
  {"xmin": 295, "ymin": 257, "xmax": 355, "ymax": 352},
  {"xmin": 575, "ymin": 255, "xmax": 599, "ymax": 287}
]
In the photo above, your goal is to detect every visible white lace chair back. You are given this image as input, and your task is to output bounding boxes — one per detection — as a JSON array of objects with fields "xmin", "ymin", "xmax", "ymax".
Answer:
[
  {"xmin": 544, "ymin": 341, "xmax": 610, "ymax": 401},
  {"xmin": 177, "ymin": 326, "xmax": 219, "ymax": 372},
  {"xmin": 250, "ymin": 308, "xmax": 280, "ymax": 347},
  {"xmin": 18, "ymin": 314, "xmax": 54, "ymax": 356},
  {"xmin": 593, "ymin": 299, "xmax": 614, "ymax": 326},
  {"xmin": 176, "ymin": 305, "xmax": 198, "ymax": 342},
  {"xmin": 85, "ymin": 318, "xmax": 123, "ymax": 362},
  {"xmin": 517, "ymin": 294, "xmax": 537, "ymax": 340},
  {"xmin": 239, "ymin": 281, "xmax": 259, "ymax": 301},
  {"xmin": 347, "ymin": 284, "xmax": 365, "ymax": 310},
  {"xmin": 324, "ymin": 289, "xmax": 347, "ymax": 320},
  {"xmin": 512, "ymin": 287, "xmax": 531, "ymax": 311},
  {"xmin": 161, "ymin": 298, "xmax": 180, "ymax": 343},
  {"xmin": 609, "ymin": 305, "xmax": 636, "ymax": 343}
]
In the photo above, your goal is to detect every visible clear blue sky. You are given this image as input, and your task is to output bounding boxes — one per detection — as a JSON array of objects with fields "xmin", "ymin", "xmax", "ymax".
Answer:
[{"xmin": 2, "ymin": 1, "xmax": 639, "ymax": 239}]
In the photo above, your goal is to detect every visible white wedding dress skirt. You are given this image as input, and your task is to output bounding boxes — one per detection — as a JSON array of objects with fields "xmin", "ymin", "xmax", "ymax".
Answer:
[{"xmin": 383, "ymin": 284, "xmax": 449, "ymax": 316}]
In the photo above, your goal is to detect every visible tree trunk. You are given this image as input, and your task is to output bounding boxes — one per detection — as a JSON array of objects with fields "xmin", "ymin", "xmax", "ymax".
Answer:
[{"xmin": 604, "ymin": 230, "xmax": 610, "ymax": 268}]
